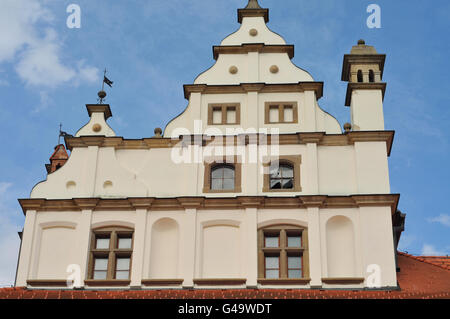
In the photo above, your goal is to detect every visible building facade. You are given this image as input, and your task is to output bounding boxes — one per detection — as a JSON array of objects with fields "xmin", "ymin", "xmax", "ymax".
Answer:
[{"xmin": 16, "ymin": 1, "xmax": 401, "ymax": 290}]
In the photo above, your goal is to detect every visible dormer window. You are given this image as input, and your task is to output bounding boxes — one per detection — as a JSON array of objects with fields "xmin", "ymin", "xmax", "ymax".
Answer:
[
  {"xmin": 208, "ymin": 104, "xmax": 240, "ymax": 125},
  {"xmin": 265, "ymin": 102, "xmax": 298, "ymax": 124}
]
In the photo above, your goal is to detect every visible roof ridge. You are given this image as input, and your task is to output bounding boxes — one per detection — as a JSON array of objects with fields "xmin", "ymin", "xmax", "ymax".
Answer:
[{"xmin": 398, "ymin": 251, "xmax": 450, "ymax": 271}]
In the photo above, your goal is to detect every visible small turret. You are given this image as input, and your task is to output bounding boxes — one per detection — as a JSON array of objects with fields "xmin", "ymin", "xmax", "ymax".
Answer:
[
  {"xmin": 45, "ymin": 144, "xmax": 69, "ymax": 174},
  {"xmin": 342, "ymin": 40, "xmax": 387, "ymax": 131}
]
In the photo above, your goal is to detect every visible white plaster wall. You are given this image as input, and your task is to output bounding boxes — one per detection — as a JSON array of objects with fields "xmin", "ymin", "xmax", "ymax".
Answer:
[
  {"xmin": 318, "ymin": 146, "xmax": 358, "ymax": 195},
  {"xmin": 359, "ymin": 206, "xmax": 397, "ymax": 287},
  {"xmin": 350, "ymin": 90, "xmax": 385, "ymax": 131},
  {"xmin": 18, "ymin": 206, "xmax": 397, "ymax": 289},
  {"xmin": 354, "ymin": 141, "xmax": 391, "ymax": 194},
  {"xmin": 221, "ymin": 17, "xmax": 286, "ymax": 46}
]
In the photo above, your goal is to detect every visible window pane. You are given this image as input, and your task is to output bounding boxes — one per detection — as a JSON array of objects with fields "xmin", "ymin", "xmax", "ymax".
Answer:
[
  {"xmin": 226, "ymin": 108, "xmax": 236, "ymax": 124},
  {"xmin": 282, "ymin": 178, "xmax": 293, "ymax": 189},
  {"xmin": 265, "ymin": 270, "xmax": 279, "ymax": 279},
  {"xmin": 94, "ymin": 258, "xmax": 108, "ymax": 271},
  {"xmin": 211, "ymin": 167, "xmax": 224, "ymax": 179},
  {"xmin": 265, "ymin": 256, "xmax": 279, "ymax": 268},
  {"xmin": 115, "ymin": 270, "xmax": 129, "ymax": 280},
  {"xmin": 222, "ymin": 178, "xmax": 234, "ymax": 190},
  {"xmin": 288, "ymin": 236, "xmax": 301, "ymax": 247},
  {"xmin": 222, "ymin": 167, "xmax": 235, "ymax": 179},
  {"xmin": 212, "ymin": 109, "xmax": 222, "ymax": 124},
  {"xmin": 265, "ymin": 236, "xmax": 279, "ymax": 248},
  {"xmin": 211, "ymin": 178, "xmax": 223, "ymax": 190},
  {"xmin": 280, "ymin": 165, "xmax": 293, "ymax": 178},
  {"xmin": 270, "ymin": 179, "xmax": 281, "ymax": 189},
  {"xmin": 93, "ymin": 271, "xmax": 107, "ymax": 280},
  {"xmin": 269, "ymin": 107, "xmax": 279, "ymax": 123},
  {"xmin": 288, "ymin": 270, "xmax": 302, "ymax": 279},
  {"xmin": 270, "ymin": 165, "xmax": 281, "ymax": 178},
  {"xmin": 118, "ymin": 237, "xmax": 132, "ymax": 249},
  {"xmin": 284, "ymin": 106, "xmax": 294, "ymax": 122},
  {"xmin": 288, "ymin": 256, "xmax": 302, "ymax": 269},
  {"xmin": 96, "ymin": 238, "xmax": 110, "ymax": 249},
  {"xmin": 116, "ymin": 258, "xmax": 130, "ymax": 271}
]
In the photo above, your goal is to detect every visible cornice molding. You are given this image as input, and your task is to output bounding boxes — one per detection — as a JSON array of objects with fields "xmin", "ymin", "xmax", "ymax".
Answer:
[
  {"xmin": 19, "ymin": 194, "xmax": 400, "ymax": 216},
  {"xmin": 213, "ymin": 44, "xmax": 294, "ymax": 60},
  {"xmin": 237, "ymin": 8, "xmax": 269, "ymax": 23},
  {"xmin": 345, "ymin": 82, "xmax": 387, "ymax": 106},
  {"xmin": 183, "ymin": 82, "xmax": 324, "ymax": 100},
  {"xmin": 65, "ymin": 131, "xmax": 395, "ymax": 156}
]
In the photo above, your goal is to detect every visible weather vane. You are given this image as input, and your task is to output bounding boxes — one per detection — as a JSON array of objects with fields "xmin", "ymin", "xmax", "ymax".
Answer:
[
  {"xmin": 58, "ymin": 123, "xmax": 73, "ymax": 145},
  {"xmin": 98, "ymin": 68, "xmax": 114, "ymax": 104}
]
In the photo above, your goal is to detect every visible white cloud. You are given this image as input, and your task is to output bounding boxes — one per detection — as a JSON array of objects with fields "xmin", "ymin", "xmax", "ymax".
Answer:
[
  {"xmin": 0, "ymin": 182, "xmax": 21, "ymax": 287},
  {"xmin": 421, "ymin": 244, "xmax": 447, "ymax": 256},
  {"xmin": 427, "ymin": 214, "xmax": 450, "ymax": 227},
  {"xmin": 0, "ymin": 0, "xmax": 98, "ymax": 88}
]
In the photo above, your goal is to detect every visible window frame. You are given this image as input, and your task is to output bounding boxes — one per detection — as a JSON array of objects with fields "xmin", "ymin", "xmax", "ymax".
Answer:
[
  {"xmin": 262, "ymin": 156, "xmax": 302, "ymax": 193},
  {"xmin": 208, "ymin": 103, "xmax": 241, "ymax": 125},
  {"xmin": 258, "ymin": 225, "xmax": 309, "ymax": 283},
  {"xmin": 264, "ymin": 102, "xmax": 298, "ymax": 124},
  {"xmin": 203, "ymin": 156, "xmax": 242, "ymax": 193},
  {"xmin": 88, "ymin": 227, "xmax": 134, "ymax": 283}
]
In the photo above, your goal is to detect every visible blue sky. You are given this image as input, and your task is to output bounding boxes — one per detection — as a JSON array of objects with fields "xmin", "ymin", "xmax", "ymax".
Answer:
[{"xmin": 0, "ymin": 0, "xmax": 449, "ymax": 286}]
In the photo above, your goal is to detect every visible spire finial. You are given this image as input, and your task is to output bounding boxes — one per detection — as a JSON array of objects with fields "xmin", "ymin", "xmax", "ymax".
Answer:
[
  {"xmin": 238, "ymin": 0, "xmax": 268, "ymax": 23},
  {"xmin": 245, "ymin": 0, "xmax": 263, "ymax": 9}
]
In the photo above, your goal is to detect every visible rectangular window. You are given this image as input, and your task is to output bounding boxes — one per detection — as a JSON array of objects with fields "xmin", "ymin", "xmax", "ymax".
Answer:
[
  {"xmin": 117, "ymin": 236, "xmax": 132, "ymax": 249},
  {"xmin": 284, "ymin": 105, "xmax": 294, "ymax": 122},
  {"xmin": 265, "ymin": 256, "xmax": 279, "ymax": 279},
  {"xmin": 226, "ymin": 106, "xmax": 237, "ymax": 124},
  {"xmin": 93, "ymin": 258, "xmax": 108, "ymax": 280},
  {"xmin": 212, "ymin": 107, "xmax": 222, "ymax": 124},
  {"xmin": 115, "ymin": 257, "xmax": 131, "ymax": 279},
  {"xmin": 89, "ymin": 228, "xmax": 134, "ymax": 282},
  {"xmin": 208, "ymin": 104, "xmax": 240, "ymax": 125},
  {"xmin": 287, "ymin": 256, "xmax": 302, "ymax": 278},
  {"xmin": 287, "ymin": 235, "xmax": 302, "ymax": 248},
  {"xmin": 269, "ymin": 106, "xmax": 279, "ymax": 123},
  {"xmin": 96, "ymin": 237, "xmax": 110, "ymax": 250},
  {"xmin": 265, "ymin": 235, "xmax": 279, "ymax": 248},
  {"xmin": 258, "ymin": 226, "xmax": 308, "ymax": 282},
  {"xmin": 265, "ymin": 102, "xmax": 298, "ymax": 124}
]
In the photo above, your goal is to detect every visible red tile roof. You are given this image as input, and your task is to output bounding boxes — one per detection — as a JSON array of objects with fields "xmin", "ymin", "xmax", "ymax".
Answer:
[{"xmin": 1, "ymin": 253, "xmax": 448, "ymax": 299}]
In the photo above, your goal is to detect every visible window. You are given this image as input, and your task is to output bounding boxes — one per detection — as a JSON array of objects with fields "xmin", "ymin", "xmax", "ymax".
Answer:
[
  {"xmin": 357, "ymin": 70, "xmax": 363, "ymax": 83},
  {"xmin": 262, "ymin": 156, "xmax": 302, "ymax": 192},
  {"xmin": 88, "ymin": 227, "xmax": 133, "ymax": 282},
  {"xmin": 211, "ymin": 164, "xmax": 235, "ymax": 191},
  {"xmin": 258, "ymin": 225, "xmax": 309, "ymax": 282},
  {"xmin": 203, "ymin": 157, "xmax": 242, "ymax": 193},
  {"xmin": 369, "ymin": 70, "xmax": 375, "ymax": 83},
  {"xmin": 269, "ymin": 164, "xmax": 294, "ymax": 190},
  {"xmin": 208, "ymin": 104, "xmax": 240, "ymax": 125},
  {"xmin": 265, "ymin": 102, "xmax": 298, "ymax": 124}
]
